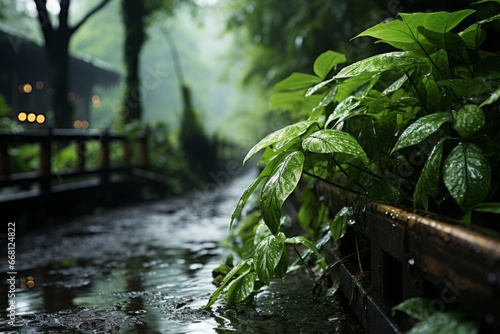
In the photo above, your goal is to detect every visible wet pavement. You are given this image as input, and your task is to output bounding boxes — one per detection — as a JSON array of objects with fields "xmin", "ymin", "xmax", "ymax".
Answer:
[{"xmin": 1, "ymin": 171, "xmax": 362, "ymax": 333}]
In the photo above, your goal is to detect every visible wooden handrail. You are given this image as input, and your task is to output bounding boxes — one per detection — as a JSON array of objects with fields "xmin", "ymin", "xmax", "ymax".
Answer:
[{"xmin": 0, "ymin": 129, "xmax": 149, "ymax": 194}]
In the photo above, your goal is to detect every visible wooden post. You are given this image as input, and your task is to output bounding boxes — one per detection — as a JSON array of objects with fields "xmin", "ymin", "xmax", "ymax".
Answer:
[
  {"xmin": 100, "ymin": 131, "xmax": 110, "ymax": 184},
  {"xmin": 0, "ymin": 141, "xmax": 9, "ymax": 178},
  {"xmin": 40, "ymin": 129, "xmax": 52, "ymax": 194},
  {"xmin": 77, "ymin": 140, "xmax": 86, "ymax": 172}
]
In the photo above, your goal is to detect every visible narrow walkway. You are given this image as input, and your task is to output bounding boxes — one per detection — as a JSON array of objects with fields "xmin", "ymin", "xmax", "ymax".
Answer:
[{"xmin": 1, "ymin": 171, "xmax": 362, "ymax": 333}]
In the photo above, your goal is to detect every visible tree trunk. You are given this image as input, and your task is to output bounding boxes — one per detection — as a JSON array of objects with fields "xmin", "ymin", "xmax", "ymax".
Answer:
[
  {"xmin": 46, "ymin": 34, "xmax": 73, "ymax": 128},
  {"xmin": 121, "ymin": 0, "xmax": 146, "ymax": 123}
]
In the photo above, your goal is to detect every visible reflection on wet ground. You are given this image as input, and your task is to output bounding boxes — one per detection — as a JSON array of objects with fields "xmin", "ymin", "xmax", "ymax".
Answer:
[{"xmin": 1, "ymin": 171, "xmax": 362, "ymax": 333}]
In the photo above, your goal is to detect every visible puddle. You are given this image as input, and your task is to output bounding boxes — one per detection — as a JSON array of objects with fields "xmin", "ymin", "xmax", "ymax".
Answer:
[{"xmin": 1, "ymin": 171, "xmax": 363, "ymax": 333}]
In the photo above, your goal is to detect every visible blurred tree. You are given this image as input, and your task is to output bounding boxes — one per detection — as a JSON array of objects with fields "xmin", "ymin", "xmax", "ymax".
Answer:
[
  {"xmin": 33, "ymin": 0, "xmax": 112, "ymax": 128},
  {"xmin": 120, "ymin": 0, "xmax": 193, "ymax": 124},
  {"xmin": 226, "ymin": 0, "xmax": 392, "ymax": 87}
]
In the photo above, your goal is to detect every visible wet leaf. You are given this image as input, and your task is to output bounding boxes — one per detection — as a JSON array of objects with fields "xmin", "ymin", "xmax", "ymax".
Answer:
[
  {"xmin": 325, "ymin": 96, "xmax": 361, "ymax": 128},
  {"xmin": 459, "ymin": 23, "xmax": 486, "ymax": 49},
  {"xmin": 413, "ymin": 139, "xmax": 446, "ymax": 210},
  {"xmin": 313, "ymin": 51, "xmax": 346, "ymax": 79},
  {"xmin": 354, "ymin": 16, "xmax": 428, "ymax": 53},
  {"xmin": 260, "ymin": 151, "xmax": 305, "ymax": 234},
  {"xmin": 254, "ymin": 233, "xmax": 286, "ymax": 284},
  {"xmin": 443, "ymin": 143, "xmax": 491, "ymax": 211},
  {"xmin": 244, "ymin": 121, "xmax": 313, "ymax": 164},
  {"xmin": 285, "ymin": 236, "xmax": 321, "ymax": 257},
  {"xmin": 274, "ymin": 246, "xmax": 289, "ymax": 278},
  {"xmin": 392, "ymin": 297, "xmax": 435, "ymax": 320},
  {"xmin": 226, "ymin": 271, "xmax": 257, "ymax": 305},
  {"xmin": 302, "ymin": 130, "xmax": 369, "ymax": 165},
  {"xmin": 334, "ymin": 52, "xmax": 427, "ymax": 79},
  {"xmin": 418, "ymin": 27, "xmax": 466, "ymax": 50},
  {"xmin": 422, "ymin": 10, "xmax": 475, "ymax": 33},
  {"xmin": 473, "ymin": 202, "xmax": 500, "ymax": 214},
  {"xmin": 480, "ymin": 86, "xmax": 500, "ymax": 107},
  {"xmin": 392, "ymin": 112, "xmax": 452, "ymax": 153},
  {"xmin": 273, "ymin": 73, "xmax": 322, "ymax": 92},
  {"xmin": 204, "ymin": 259, "xmax": 253, "ymax": 309},
  {"xmin": 407, "ymin": 311, "xmax": 479, "ymax": 334},
  {"xmin": 330, "ymin": 207, "xmax": 354, "ymax": 246},
  {"xmin": 454, "ymin": 105, "xmax": 485, "ymax": 137}
]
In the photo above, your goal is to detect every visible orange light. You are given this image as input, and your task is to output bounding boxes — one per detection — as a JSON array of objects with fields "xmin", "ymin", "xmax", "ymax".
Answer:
[
  {"xmin": 18, "ymin": 112, "xmax": 27, "ymax": 122},
  {"xmin": 92, "ymin": 95, "xmax": 101, "ymax": 107},
  {"xmin": 81, "ymin": 120, "xmax": 89, "ymax": 129},
  {"xmin": 22, "ymin": 83, "xmax": 33, "ymax": 94},
  {"xmin": 27, "ymin": 113, "xmax": 36, "ymax": 122},
  {"xmin": 74, "ymin": 120, "xmax": 82, "ymax": 128},
  {"xmin": 36, "ymin": 81, "xmax": 44, "ymax": 89},
  {"xmin": 36, "ymin": 114, "xmax": 45, "ymax": 124}
]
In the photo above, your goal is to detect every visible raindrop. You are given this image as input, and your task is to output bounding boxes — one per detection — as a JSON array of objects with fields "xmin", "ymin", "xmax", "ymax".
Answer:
[
  {"xmin": 328, "ymin": 315, "xmax": 339, "ymax": 323},
  {"xmin": 391, "ymin": 223, "xmax": 397, "ymax": 230},
  {"xmin": 443, "ymin": 235, "xmax": 450, "ymax": 243},
  {"xmin": 408, "ymin": 258, "xmax": 415, "ymax": 266}
]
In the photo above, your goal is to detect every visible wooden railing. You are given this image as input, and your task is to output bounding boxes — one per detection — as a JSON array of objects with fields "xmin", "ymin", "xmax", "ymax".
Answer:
[{"xmin": 0, "ymin": 129, "xmax": 149, "ymax": 195}]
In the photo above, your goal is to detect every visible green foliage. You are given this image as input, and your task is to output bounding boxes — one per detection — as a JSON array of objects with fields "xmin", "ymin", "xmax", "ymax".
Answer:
[
  {"xmin": 207, "ymin": 5, "xmax": 500, "ymax": 310},
  {"xmin": 392, "ymin": 297, "xmax": 479, "ymax": 333}
]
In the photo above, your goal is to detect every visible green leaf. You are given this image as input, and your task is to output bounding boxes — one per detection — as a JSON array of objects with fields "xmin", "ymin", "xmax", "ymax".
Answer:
[
  {"xmin": 227, "ymin": 271, "xmax": 257, "ymax": 305},
  {"xmin": 203, "ymin": 258, "xmax": 253, "ymax": 309},
  {"xmin": 408, "ymin": 311, "xmax": 479, "ymax": 334},
  {"xmin": 392, "ymin": 297, "xmax": 436, "ymax": 320},
  {"xmin": 274, "ymin": 246, "xmax": 289, "ymax": 278},
  {"xmin": 244, "ymin": 120, "xmax": 314, "ymax": 164},
  {"xmin": 260, "ymin": 151, "xmax": 305, "ymax": 234},
  {"xmin": 273, "ymin": 73, "xmax": 322, "ymax": 92},
  {"xmin": 422, "ymin": 10, "xmax": 475, "ymax": 33},
  {"xmin": 413, "ymin": 139, "xmax": 446, "ymax": 210},
  {"xmin": 355, "ymin": 14, "xmax": 432, "ymax": 53},
  {"xmin": 313, "ymin": 51, "xmax": 347, "ymax": 79},
  {"xmin": 254, "ymin": 233, "xmax": 286, "ymax": 284},
  {"xmin": 473, "ymin": 202, "xmax": 500, "ymax": 214},
  {"xmin": 302, "ymin": 129, "xmax": 369, "ymax": 165},
  {"xmin": 480, "ymin": 86, "xmax": 500, "ymax": 107},
  {"xmin": 437, "ymin": 78, "xmax": 490, "ymax": 99},
  {"xmin": 454, "ymin": 105, "xmax": 485, "ymax": 137},
  {"xmin": 478, "ymin": 13, "xmax": 500, "ymax": 25},
  {"xmin": 330, "ymin": 207, "xmax": 354, "ymax": 245},
  {"xmin": 418, "ymin": 27, "xmax": 466, "ymax": 50},
  {"xmin": 285, "ymin": 236, "xmax": 321, "ymax": 257},
  {"xmin": 443, "ymin": 143, "xmax": 491, "ymax": 211},
  {"xmin": 459, "ymin": 23, "xmax": 487, "ymax": 49},
  {"xmin": 325, "ymin": 96, "xmax": 361, "ymax": 128},
  {"xmin": 230, "ymin": 175, "xmax": 267, "ymax": 230},
  {"xmin": 334, "ymin": 52, "xmax": 427, "ymax": 79},
  {"xmin": 392, "ymin": 112, "xmax": 452, "ymax": 153},
  {"xmin": 471, "ymin": 0, "xmax": 500, "ymax": 5}
]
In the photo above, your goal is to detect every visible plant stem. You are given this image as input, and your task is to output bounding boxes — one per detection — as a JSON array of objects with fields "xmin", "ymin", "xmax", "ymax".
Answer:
[
  {"xmin": 293, "ymin": 245, "xmax": 315, "ymax": 278},
  {"xmin": 303, "ymin": 171, "xmax": 366, "ymax": 196}
]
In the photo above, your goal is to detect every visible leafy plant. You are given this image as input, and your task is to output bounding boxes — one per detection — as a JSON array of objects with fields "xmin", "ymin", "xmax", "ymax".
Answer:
[
  {"xmin": 392, "ymin": 297, "xmax": 479, "ymax": 333},
  {"xmin": 205, "ymin": 6, "xmax": 500, "ymax": 309}
]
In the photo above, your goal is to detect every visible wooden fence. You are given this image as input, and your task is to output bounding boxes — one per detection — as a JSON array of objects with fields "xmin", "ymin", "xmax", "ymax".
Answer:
[{"xmin": 0, "ymin": 128, "xmax": 149, "ymax": 195}]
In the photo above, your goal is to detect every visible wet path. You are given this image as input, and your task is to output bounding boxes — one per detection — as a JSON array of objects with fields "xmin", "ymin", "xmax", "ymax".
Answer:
[{"xmin": 1, "ymin": 171, "xmax": 362, "ymax": 333}]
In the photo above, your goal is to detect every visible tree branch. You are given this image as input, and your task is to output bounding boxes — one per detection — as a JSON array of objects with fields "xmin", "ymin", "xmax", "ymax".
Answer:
[
  {"xmin": 34, "ymin": 0, "xmax": 54, "ymax": 40},
  {"xmin": 59, "ymin": 0, "xmax": 70, "ymax": 31},
  {"xmin": 70, "ymin": 0, "xmax": 111, "ymax": 35}
]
